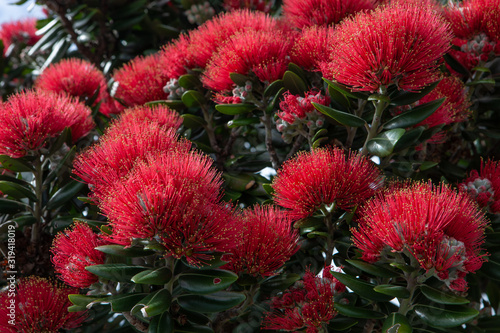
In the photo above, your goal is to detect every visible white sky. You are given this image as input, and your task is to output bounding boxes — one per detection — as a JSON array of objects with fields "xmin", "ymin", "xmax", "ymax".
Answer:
[{"xmin": 0, "ymin": 0, "xmax": 44, "ymax": 25}]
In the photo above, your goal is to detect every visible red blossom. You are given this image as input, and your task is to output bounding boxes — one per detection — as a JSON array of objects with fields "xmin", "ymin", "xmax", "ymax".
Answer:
[
  {"xmin": 0, "ymin": 276, "xmax": 87, "ymax": 333},
  {"xmin": 72, "ymin": 119, "xmax": 191, "ymax": 202},
  {"xmin": 352, "ymin": 182, "xmax": 488, "ymax": 292},
  {"xmin": 290, "ymin": 25, "xmax": 336, "ymax": 71},
  {"xmin": 159, "ymin": 34, "xmax": 193, "ymax": 79},
  {"xmin": 321, "ymin": 2, "xmax": 452, "ymax": 93},
  {"xmin": 0, "ymin": 18, "xmax": 40, "ymax": 54},
  {"xmin": 51, "ymin": 223, "xmax": 108, "ymax": 288},
  {"xmin": 112, "ymin": 53, "xmax": 169, "ymax": 108},
  {"xmin": 117, "ymin": 105, "xmax": 182, "ymax": 131},
  {"xmin": 223, "ymin": 0, "xmax": 274, "ymax": 13},
  {"xmin": 272, "ymin": 147, "xmax": 383, "ymax": 220},
  {"xmin": 222, "ymin": 205, "xmax": 299, "ymax": 277},
  {"xmin": 277, "ymin": 89, "xmax": 330, "ymax": 124},
  {"xmin": 461, "ymin": 160, "xmax": 500, "ymax": 214},
  {"xmin": 0, "ymin": 91, "xmax": 94, "ymax": 158},
  {"xmin": 282, "ymin": 0, "xmax": 376, "ymax": 29},
  {"xmin": 203, "ymin": 29, "xmax": 293, "ymax": 92},
  {"xmin": 35, "ymin": 58, "xmax": 109, "ymax": 107}
]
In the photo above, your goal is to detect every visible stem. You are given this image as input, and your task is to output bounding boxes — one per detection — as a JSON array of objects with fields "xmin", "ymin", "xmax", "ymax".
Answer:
[
  {"xmin": 324, "ymin": 214, "xmax": 335, "ymax": 266},
  {"xmin": 164, "ymin": 256, "xmax": 175, "ymax": 294},
  {"xmin": 398, "ymin": 271, "xmax": 418, "ymax": 316},
  {"xmin": 31, "ymin": 158, "xmax": 43, "ymax": 244},
  {"xmin": 361, "ymin": 90, "xmax": 388, "ymax": 156},
  {"xmin": 122, "ymin": 312, "xmax": 148, "ymax": 333},
  {"xmin": 346, "ymin": 100, "xmax": 367, "ymax": 148},
  {"xmin": 262, "ymin": 113, "xmax": 280, "ymax": 170},
  {"xmin": 285, "ymin": 135, "xmax": 305, "ymax": 161}
]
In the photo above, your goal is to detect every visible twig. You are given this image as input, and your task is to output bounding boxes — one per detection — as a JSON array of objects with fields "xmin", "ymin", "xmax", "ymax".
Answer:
[
  {"xmin": 122, "ymin": 312, "xmax": 148, "ymax": 333},
  {"xmin": 262, "ymin": 113, "xmax": 280, "ymax": 170}
]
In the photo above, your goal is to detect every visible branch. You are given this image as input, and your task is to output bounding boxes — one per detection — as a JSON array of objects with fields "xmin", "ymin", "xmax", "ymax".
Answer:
[
  {"xmin": 122, "ymin": 312, "xmax": 148, "ymax": 333},
  {"xmin": 262, "ymin": 113, "xmax": 280, "ymax": 170}
]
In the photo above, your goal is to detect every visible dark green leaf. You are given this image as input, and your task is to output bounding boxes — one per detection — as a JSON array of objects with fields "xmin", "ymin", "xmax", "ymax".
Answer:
[
  {"xmin": 262, "ymin": 183, "xmax": 274, "ymax": 195},
  {"xmin": 178, "ymin": 74, "xmax": 200, "ymax": 90},
  {"xmin": 132, "ymin": 289, "xmax": 172, "ymax": 318},
  {"xmin": 381, "ymin": 313, "xmax": 412, "ymax": 333},
  {"xmin": 68, "ymin": 294, "xmax": 103, "ymax": 307},
  {"xmin": 345, "ymin": 260, "xmax": 399, "ymax": 278},
  {"xmin": 373, "ymin": 285, "xmax": 410, "ymax": 299},
  {"xmin": 368, "ymin": 94, "xmax": 391, "ymax": 103},
  {"xmin": 328, "ymin": 85, "xmax": 351, "ymax": 110},
  {"xmin": 282, "ymin": 71, "xmax": 307, "ymax": 95},
  {"xmin": 8, "ymin": 215, "xmax": 36, "ymax": 228},
  {"xmin": 95, "ymin": 245, "xmax": 155, "ymax": 257},
  {"xmin": 112, "ymin": 13, "xmax": 146, "ymax": 31},
  {"xmin": 366, "ymin": 128, "xmax": 406, "ymax": 157},
  {"xmin": 323, "ymin": 78, "xmax": 368, "ymax": 99},
  {"xmin": 312, "ymin": 103, "xmax": 366, "ymax": 127},
  {"xmin": 181, "ymin": 254, "xmax": 228, "ymax": 270},
  {"xmin": 181, "ymin": 114, "xmax": 207, "ymax": 129},
  {"xmin": 384, "ymin": 98, "xmax": 445, "ymax": 130},
  {"xmin": 149, "ymin": 312, "xmax": 174, "ymax": 333},
  {"xmin": 227, "ymin": 117, "xmax": 260, "ymax": 128},
  {"xmin": 328, "ymin": 318, "xmax": 358, "ymax": 331},
  {"xmin": 181, "ymin": 90, "xmax": 206, "ymax": 108},
  {"xmin": 466, "ymin": 79, "xmax": 495, "ymax": 86},
  {"xmin": 263, "ymin": 79, "xmax": 284, "ymax": 98},
  {"xmin": 330, "ymin": 271, "xmax": 394, "ymax": 302},
  {"xmin": 413, "ymin": 304, "xmax": 478, "ymax": 328},
  {"xmin": 334, "ymin": 303, "xmax": 385, "ymax": 319},
  {"xmin": 444, "ymin": 53, "xmax": 469, "ymax": 76},
  {"xmin": 174, "ymin": 324, "xmax": 214, "ymax": 333},
  {"xmin": 177, "ymin": 291, "xmax": 245, "ymax": 313},
  {"xmin": 230, "ymin": 73, "xmax": 250, "ymax": 86},
  {"xmin": 260, "ymin": 273, "xmax": 300, "ymax": 293},
  {"xmin": 390, "ymin": 81, "xmax": 440, "ymax": 106},
  {"xmin": 0, "ymin": 181, "xmax": 37, "ymax": 201},
  {"xmin": 146, "ymin": 100, "xmax": 185, "ymax": 110},
  {"xmin": 0, "ymin": 198, "xmax": 30, "ymax": 214},
  {"xmin": 215, "ymin": 103, "xmax": 255, "ymax": 115},
  {"xmin": 0, "ymin": 155, "xmax": 34, "ymax": 172},
  {"xmin": 393, "ymin": 127, "xmax": 425, "ymax": 152},
  {"xmin": 420, "ymin": 285, "xmax": 469, "ymax": 305},
  {"xmin": 85, "ymin": 264, "xmax": 149, "ymax": 282},
  {"xmin": 43, "ymin": 145, "xmax": 76, "ymax": 187},
  {"xmin": 265, "ymin": 87, "xmax": 285, "ymax": 114},
  {"xmin": 101, "ymin": 293, "xmax": 149, "ymax": 312},
  {"xmin": 73, "ymin": 218, "xmax": 107, "ymax": 229},
  {"xmin": 68, "ymin": 305, "xmax": 87, "ymax": 312},
  {"xmin": 178, "ymin": 269, "xmax": 238, "ymax": 294},
  {"xmin": 46, "ymin": 180, "xmax": 86, "ymax": 210},
  {"xmin": 288, "ymin": 63, "xmax": 308, "ymax": 83},
  {"xmin": 223, "ymin": 173, "xmax": 255, "ymax": 192}
]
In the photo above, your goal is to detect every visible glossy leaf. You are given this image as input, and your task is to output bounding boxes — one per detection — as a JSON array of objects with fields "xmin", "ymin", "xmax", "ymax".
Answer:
[
  {"xmin": 0, "ymin": 181, "xmax": 36, "ymax": 201},
  {"xmin": 312, "ymin": 102, "xmax": 366, "ymax": 127},
  {"xmin": 373, "ymin": 285, "xmax": 410, "ymax": 299},
  {"xmin": 390, "ymin": 80, "xmax": 440, "ymax": 106},
  {"xmin": 181, "ymin": 90, "xmax": 206, "ymax": 108},
  {"xmin": 132, "ymin": 267, "xmax": 173, "ymax": 285},
  {"xmin": 345, "ymin": 260, "xmax": 399, "ymax": 278},
  {"xmin": 381, "ymin": 313, "xmax": 412, "ymax": 333},
  {"xmin": 282, "ymin": 70, "xmax": 307, "ymax": 95},
  {"xmin": 444, "ymin": 53, "xmax": 469, "ymax": 76},
  {"xmin": 178, "ymin": 74, "xmax": 200, "ymax": 90},
  {"xmin": 178, "ymin": 269, "xmax": 238, "ymax": 294},
  {"xmin": 215, "ymin": 103, "xmax": 255, "ymax": 115},
  {"xmin": 328, "ymin": 318, "xmax": 358, "ymax": 331},
  {"xmin": 334, "ymin": 303, "xmax": 385, "ymax": 319},
  {"xmin": 0, "ymin": 198, "xmax": 30, "ymax": 214},
  {"xmin": 263, "ymin": 79, "xmax": 284, "ymax": 98},
  {"xmin": 288, "ymin": 63, "xmax": 307, "ymax": 83},
  {"xmin": 181, "ymin": 254, "xmax": 228, "ymax": 270},
  {"xmin": 174, "ymin": 325, "xmax": 214, "ymax": 333},
  {"xmin": 182, "ymin": 114, "xmax": 207, "ymax": 129},
  {"xmin": 323, "ymin": 78, "xmax": 368, "ymax": 99},
  {"xmin": 177, "ymin": 291, "xmax": 245, "ymax": 313},
  {"xmin": 384, "ymin": 98, "xmax": 444, "ymax": 130},
  {"xmin": 420, "ymin": 285, "xmax": 469, "ymax": 305},
  {"xmin": 133, "ymin": 289, "xmax": 172, "ymax": 318},
  {"xmin": 43, "ymin": 145, "xmax": 76, "ymax": 187},
  {"xmin": 149, "ymin": 312, "xmax": 174, "ymax": 333},
  {"xmin": 223, "ymin": 173, "xmax": 255, "ymax": 192},
  {"xmin": 0, "ymin": 155, "xmax": 34, "ymax": 172},
  {"xmin": 330, "ymin": 271, "xmax": 394, "ymax": 302},
  {"xmin": 413, "ymin": 304, "xmax": 478, "ymax": 328},
  {"xmin": 101, "ymin": 293, "xmax": 148, "ymax": 312},
  {"xmin": 230, "ymin": 73, "xmax": 250, "ymax": 86},
  {"xmin": 328, "ymin": 85, "xmax": 351, "ymax": 110},
  {"xmin": 227, "ymin": 117, "xmax": 260, "ymax": 128},
  {"xmin": 95, "ymin": 244, "xmax": 155, "ymax": 257},
  {"xmin": 366, "ymin": 128, "xmax": 406, "ymax": 157},
  {"xmin": 260, "ymin": 273, "xmax": 301, "ymax": 293},
  {"xmin": 46, "ymin": 180, "xmax": 86, "ymax": 210},
  {"xmin": 85, "ymin": 264, "xmax": 148, "ymax": 282},
  {"xmin": 393, "ymin": 127, "xmax": 425, "ymax": 152},
  {"xmin": 68, "ymin": 294, "xmax": 103, "ymax": 307},
  {"xmin": 146, "ymin": 100, "xmax": 185, "ymax": 110}
]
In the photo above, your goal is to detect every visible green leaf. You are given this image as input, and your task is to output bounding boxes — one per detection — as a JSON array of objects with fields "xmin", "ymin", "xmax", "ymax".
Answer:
[
  {"xmin": 149, "ymin": 312, "xmax": 174, "ymax": 333},
  {"xmin": 334, "ymin": 303, "xmax": 385, "ymax": 319},
  {"xmin": 390, "ymin": 81, "xmax": 440, "ymax": 106},
  {"xmin": 384, "ymin": 98, "xmax": 445, "ymax": 130},
  {"xmin": 373, "ymin": 285, "xmax": 410, "ymax": 299},
  {"xmin": 177, "ymin": 291, "xmax": 246, "ymax": 313},
  {"xmin": 181, "ymin": 253, "xmax": 228, "ymax": 270},
  {"xmin": 178, "ymin": 74, "xmax": 200, "ymax": 90},
  {"xmin": 265, "ymin": 87, "xmax": 285, "ymax": 114},
  {"xmin": 227, "ymin": 117, "xmax": 260, "ymax": 128},
  {"xmin": 68, "ymin": 294, "xmax": 103, "ymax": 307},
  {"xmin": 132, "ymin": 289, "xmax": 172, "ymax": 318},
  {"xmin": 174, "ymin": 324, "xmax": 214, "ymax": 333},
  {"xmin": 366, "ymin": 128, "xmax": 406, "ymax": 157},
  {"xmin": 145, "ymin": 100, "xmax": 185, "ymax": 110},
  {"xmin": 282, "ymin": 71, "xmax": 307, "ymax": 95},
  {"xmin": 73, "ymin": 217, "xmax": 107, "ymax": 229},
  {"xmin": 43, "ymin": 145, "xmax": 76, "ymax": 187},
  {"xmin": 230, "ymin": 73, "xmax": 250, "ymax": 86},
  {"xmin": 223, "ymin": 173, "xmax": 255, "ymax": 192},
  {"xmin": 181, "ymin": 90, "xmax": 206, "ymax": 108},
  {"xmin": 466, "ymin": 79, "xmax": 495, "ymax": 86},
  {"xmin": 381, "ymin": 313, "xmax": 412, "ymax": 333},
  {"xmin": 178, "ymin": 269, "xmax": 238, "ymax": 294},
  {"xmin": 101, "ymin": 293, "xmax": 149, "ymax": 312},
  {"xmin": 420, "ymin": 285, "xmax": 469, "ymax": 305},
  {"xmin": 262, "ymin": 183, "xmax": 274, "ymax": 195},
  {"xmin": 95, "ymin": 245, "xmax": 155, "ymax": 257},
  {"xmin": 312, "ymin": 102, "xmax": 366, "ymax": 127},
  {"xmin": 68, "ymin": 305, "xmax": 87, "ymax": 312},
  {"xmin": 323, "ymin": 78, "xmax": 368, "ymax": 99},
  {"xmin": 413, "ymin": 304, "xmax": 478, "ymax": 328},
  {"xmin": 288, "ymin": 63, "xmax": 308, "ymax": 83},
  {"xmin": 8, "ymin": 215, "xmax": 36, "ymax": 228},
  {"xmin": 328, "ymin": 85, "xmax": 351, "ymax": 110},
  {"xmin": 85, "ymin": 264, "xmax": 149, "ymax": 282},
  {"xmin": 260, "ymin": 273, "xmax": 301, "ymax": 293},
  {"xmin": 0, "ymin": 181, "xmax": 36, "ymax": 201},
  {"xmin": 0, "ymin": 198, "xmax": 30, "ymax": 214},
  {"xmin": 0, "ymin": 155, "xmax": 34, "ymax": 172},
  {"xmin": 368, "ymin": 94, "xmax": 391, "ymax": 103},
  {"xmin": 215, "ymin": 103, "xmax": 255, "ymax": 115},
  {"xmin": 182, "ymin": 114, "xmax": 207, "ymax": 129},
  {"xmin": 330, "ymin": 271, "xmax": 394, "ymax": 302},
  {"xmin": 46, "ymin": 180, "xmax": 86, "ymax": 210},
  {"xmin": 345, "ymin": 260, "xmax": 399, "ymax": 278},
  {"xmin": 132, "ymin": 267, "xmax": 172, "ymax": 285},
  {"xmin": 263, "ymin": 79, "xmax": 284, "ymax": 98},
  {"xmin": 328, "ymin": 318, "xmax": 358, "ymax": 331},
  {"xmin": 444, "ymin": 53, "xmax": 469, "ymax": 76},
  {"xmin": 393, "ymin": 127, "xmax": 425, "ymax": 152}
]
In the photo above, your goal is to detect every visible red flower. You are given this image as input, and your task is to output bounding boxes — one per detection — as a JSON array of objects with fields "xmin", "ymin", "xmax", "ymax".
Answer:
[
  {"xmin": 262, "ymin": 268, "xmax": 344, "ymax": 332},
  {"xmin": 223, "ymin": 0, "xmax": 274, "ymax": 13},
  {"xmin": 277, "ymin": 89, "xmax": 329, "ymax": 125},
  {"xmin": 0, "ymin": 276, "xmax": 87, "ymax": 333},
  {"xmin": 352, "ymin": 182, "xmax": 488, "ymax": 291},
  {"xmin": 117, "ymin": 105, "xmax": 182, "ymax": 131},
  {"xmin": 282, "ymin": 0, "xmax": 375, "ymax": 29},
  {"xmin": 99, "ymin": 151, "xmax": 240, "ymax": 265},
  {"xmin": 112, "ymin": 53, "xmax": 169, "ymax": 108},
  {"xmin": 0, "ymin": 18, "xmax": 40, "ymax": 54},
  {"xmin": 159, "ymin": 34, "xmax": 193, "ymax": 79},
  {"xmin": 35, "ymin": 58, "xmax": 109, "ymax": 107},
  {"xmin": 0, "ymin": 91, "xmax": 94, "ymax": 158},
  {"xmin": 73, "ymin": 119, "xmax": 191, "ymax": 202},
  {"xmin": 461, "ymin": 160, "xmax": 500, "ymax": 213},
  {"xmin": 188, "ymin": 10, "xmax": 286, "ymax": 70},
  {"xmin": 51, "ymin": 223, "xmax": 108, "ymax": 288},
  {"xmin": 272, "ymin": 147, "xmax": 383, "ymax": 220},
  {"xmin": 203, "ymin": 29, "xmax": 293, "ymax": 92},
  {"xmin": 222, "ymin": 205, "xmax": 299, "ymax": 277},
  {"xmin": 290, "ymin": 25, "xmax": 336, "ymax": 71},
  {"xmin": 321, "ymin": 2, "xmax": 452, "ymax": 93}
]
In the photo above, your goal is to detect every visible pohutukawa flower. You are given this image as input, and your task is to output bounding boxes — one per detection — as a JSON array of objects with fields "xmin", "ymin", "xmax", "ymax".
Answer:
[
  {"xmin": 461, "ymin": 160, "xmax": 500, "ymax": 214},
  {"xmin": 99, "ymin": 151, "xmax": 240, "ymax": 265},
  {"xmin": 72, "ymin": 120, "xmax": 191, "ymax": 202},
  {"xmin": 35, "ymin": 58, "xmax": 109, "ymax": 107},
  {"xmin": 112, "ymin": 53, "xmax": 170, "ymax": 108},
  {"xmin": 272, "ymin": 147, "xmax": 383, "ymax": 220},
  {"xmin": 352, "ymin": 182, "xmax": 488, "ymax": 292},
  {"xmin": 282, "ymin": 0, "xmax": 376, "ymax": 29},
  {"xmin": 290, "ymin": 25, "xmax": 336, "ymax": 71},
  {"xmin": 51, "ymin": 223, "xmax": 108, "ymax": 288},
  {"xmin": 0, "ymin": 276, "xmax": 87, "ymax": 332},
  {"xmin": 321, "ymin": 2, "xmax": 452, "ymax": 93},
  {"xmin": 0, "ymin": 91, "xmax": 94, "ymax": 158},
  {"xmin": 116, "ymin": 105, "xmax": 182, "ymax": 131},
  {"xmin": 159, "ymin": 34, "xmax": 193, "ymax": 80},
  {"xmin": 222, "ymin": 205, "xmax": 299, "ymax": 277},
  {"xmin": 262, "ymin": 268, "xmax": 345, "ymax": 332},
  {"xmin": 223, "ymin": 0, "xmax": 274, "ymax": 13},
  {"xmin": 203, "ymin": 29, "xmax": 293, "ymax": 92},
  {"xmin": 188, "ymin": 10, "xmax": 286, "ymax": 70},
  {"xmin": 0, "ymin": 18, "xmax": 40, "ymax": 54}
]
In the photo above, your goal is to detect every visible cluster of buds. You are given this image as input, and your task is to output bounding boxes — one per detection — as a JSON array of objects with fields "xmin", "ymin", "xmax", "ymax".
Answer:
[
  {"xmin": 276, "ymin": 89, "xmax": 328, "ymax": 143},
  {"xmin": 462, "ymin": 177, "xmax": 495, "ymax": 209},
  {"xmin": 452, "ymin": 33, "xmax": 498, "ymax": 70},
  {"xmin": 213, "ymin": 80, "xmax": 253, "ymax": 104},
  {"xmin": 185, "ymin": 2, "xmax": 216, "ymax": 26},
  {"xmin": 163, "ymin": 78, "xmax": 186, "ymax": 100}
]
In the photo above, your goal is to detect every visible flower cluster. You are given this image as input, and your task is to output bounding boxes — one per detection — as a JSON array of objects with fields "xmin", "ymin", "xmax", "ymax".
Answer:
[
  {"xmin": 223, "ymin": 0, "xmax": 274, "ymax": 13},
  {"xmin": 352, "ymin": 182, "xmax": 488, "ymax": 291},
  {"xmin": 461, "ymin": 160, "xmax": 500, "ymax": 213},
  {"xmin": 0, "ymin": 18, "xmax": 40, "ymax": 54}
]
